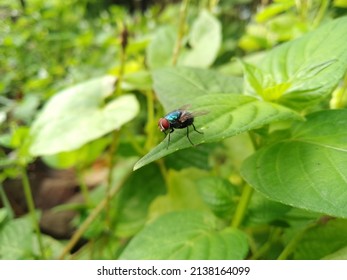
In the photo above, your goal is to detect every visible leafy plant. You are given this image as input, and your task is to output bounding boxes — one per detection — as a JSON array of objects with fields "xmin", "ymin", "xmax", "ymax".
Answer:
[{"xmin": 1, "ymin": 0, "xmax": 347, "ymax": 260}]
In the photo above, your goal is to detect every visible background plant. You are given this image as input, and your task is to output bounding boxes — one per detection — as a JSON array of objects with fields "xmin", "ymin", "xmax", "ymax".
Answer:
[{"xmin": 1, "ymin": 0, "xmax": 347, "ymax": 260}]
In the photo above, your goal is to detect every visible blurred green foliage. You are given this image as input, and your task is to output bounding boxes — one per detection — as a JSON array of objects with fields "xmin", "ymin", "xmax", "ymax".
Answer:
[{"xmin": 1, "ymin": 0, "xmax": 347, "ymax": 261}]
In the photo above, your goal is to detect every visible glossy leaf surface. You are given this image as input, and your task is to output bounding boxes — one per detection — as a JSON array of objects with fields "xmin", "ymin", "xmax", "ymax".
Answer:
[
  {"xmin": 134, "ymin": 94, "xmax": 301, "ymax": 170},
  {"xmin": 120, "ymin": 210, "xmax": 248, "ymax": 260},
  {"xmin": 241, "ymin": 110, "xmax": 347, "ymax": 218}
]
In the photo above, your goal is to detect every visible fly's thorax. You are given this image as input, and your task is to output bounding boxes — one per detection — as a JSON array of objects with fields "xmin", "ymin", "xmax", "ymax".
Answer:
[{"xmin": 164, "ymin": 110, "xmax": 182, "ymax": 123}]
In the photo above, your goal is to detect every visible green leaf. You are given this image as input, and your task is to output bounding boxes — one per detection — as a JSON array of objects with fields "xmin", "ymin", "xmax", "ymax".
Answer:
[
  {"xmin": 245, "ymin": 191, "xmax": 292, "ymax": 226},
  {"xmin": 165, "ymin": 143, "xmax": 215, "ymax": 170},
  {"xmin": 148, "ymin": 169, "xmax": 210, "ymax": 219},
  {"xmin": 134, "ymin": 94, "xmax": 301, "ymax": 170},
  {"xmin": 244, "ymin": 16, "xmax": 347, "ymax": 109},
  {"xmin": 197, "ymin": 176, "xmax": 237, "ymax": 219},
  {"xmin": 42, "ymin": 137, "xmax": 111, "ymax": 169},
  {"xmin": 293, "ymin": 219, "xmax": 347, "ymax": 260},
  {"xmin": 146, "ymin": 26, "xmax": 176, "ymax": 69},
  {"xmin": 30, "ymin": 76, "xmax": 140, "ymax": 156},
  {"xmin": 323, "ymin": 246, "xmax": 347, "ymax": 260},
  {"xmin": 153, "ymin": 66, "xmax": 243, "ymax": 111},
  {"xmin": 119, "ymin": 210, "xmax": 248, "ymax": 260},
  {"xmin": 179, "ymin": 10, "xmax": 221, "ymax": 68},
  {"xmin": 241, "ymin": 110, "xmax": 347, "ymax": 218},
  {"xmin": 113, "ymin": 164, "xmax": 166, "ymax": 238},
  {"xmin": 0, "ymin": 215, "xmax": 33, "ymax": 259},
  {"xmin": 146, "ymin": 11, "xmax": 221, "ymax": 69}
]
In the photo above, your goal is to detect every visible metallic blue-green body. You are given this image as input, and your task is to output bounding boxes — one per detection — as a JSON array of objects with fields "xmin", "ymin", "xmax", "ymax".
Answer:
[{"xmin": 165, "ymin": 111, "xmax": 181, "ymax": 123}]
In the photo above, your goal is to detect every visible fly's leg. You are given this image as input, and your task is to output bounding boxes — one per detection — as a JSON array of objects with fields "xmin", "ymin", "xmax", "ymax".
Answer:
[
  {"xmin": 192, "ymin": 123, "xmax": 203, "ymax": 134},
  {"xmin": 167, "ymin": 128, "xmax": 174, "ymax": 149},
  {"xmin": 186, "ymin": 126, "xmax": 194, "ymax": 146}
]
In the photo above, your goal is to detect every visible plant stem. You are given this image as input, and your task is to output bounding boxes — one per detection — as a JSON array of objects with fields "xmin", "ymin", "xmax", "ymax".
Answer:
[
  {"xmin": 250, "ymin": 227, "xmax": 282, "ymax": 260},
  {"xmin": 103, "ymin": 23, "xmax": 128, "ymax": 228},
  {"xmin": 21, "ymin": 167, "xmax": 45, "ymax": 259},
  {"xmin": 313, "ymin": 0, "xmax": 328, "ymax": 28},
  {"xmin": 231, "ymin": 131, "xmax": 260, "ymax": 228},
  {"xmin": 172, "ymin": 0, "xmax": 190, "ymax": 66},
  {"xmin": 157, "ymin": 158, "xmax": 169, "ymax": 188},
  {"xmin": 105, "ymin": 130, "xmax": 120, "ymax": 230},
  {"xmin": 277, "ymin": 223, "xmax": 316, "ymax": 260},
  {"xmin": 231, "ymin": 183, "xmax": 253, "ymax": 228},
  {"xmin": 58, "ymin": 164, "xmax": 132, "ymax": 259},
  {"xmin": 0, "ymin": 182, "xmax": 14, "ymax": 219},
  {"xmin": 77, "ymin": 169, "xmax": 91, "ymax": 206},
  {"xmin": 115, "ymin": 23, "xmax": 127, "ymax": 97}
]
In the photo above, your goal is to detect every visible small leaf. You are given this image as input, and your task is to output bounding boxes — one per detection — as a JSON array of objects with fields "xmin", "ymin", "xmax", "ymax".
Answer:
[
  {"xmin": 241, "ymin": 109, "xmax": 347, "ymax": 218},
  {"xmin": 119, "ymin": 210, "xmax": 248, "ymax": 260},
  {"xmin": 245, "ymin": 16, "xmax": 347, "ymax": 109},
  {"xmin": 134, "ymin": 94, "xmax": 301, "ymax": 170},
  {"xmin": 153, "ymin": 66, "xmax": 243, "ymax": 111},
  {"xmin": 30, "ymin": 76, "xmax": 140, "ymax": 156}
]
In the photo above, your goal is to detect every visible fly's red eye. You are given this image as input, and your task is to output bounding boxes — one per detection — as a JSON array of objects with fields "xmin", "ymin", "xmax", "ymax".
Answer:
[{"xmin": 158, "ymin": 118, "xmax": 170, "ymax": 131}]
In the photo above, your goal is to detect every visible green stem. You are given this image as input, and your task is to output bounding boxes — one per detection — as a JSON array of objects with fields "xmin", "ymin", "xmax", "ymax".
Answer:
[
  {"xmin": 77, "ymin": 169, "xmax": 90, "ymax": 206},
  {"xmin": 21, "ymin": 167, "xmax": 45, "ymax": 259},
  {"xmin": 58, "ymin": 165, "xmax": 132, "ymax": 259},
  {"xmin": 103, "ymin": 23, "xmax": 128, "ymax": 228},
  {"xmin": 250, "ymin": 227, "xmax": 282, "ymax": 260},
  {"xmin": 231, "ymin": 183, "xmax": 253, "ymax": 228},
  {"xmin": 313, "ymin": 0, "xmax": 328, "ymax": 28},
  {"xmin": 277, "ymin": 223, "xmax": 315, "ymax": 260},
  {"xmin": 105, "ymin": 130, "xmax": 120, "ymax": 230},
  {"xmin": 115, "ymin": 25, "xmax": 127, "ymax": 97},
  {"xmin": 172, "ymin": 0, "xmax": 190, "ymax": 66},
  {"xmin": 0, "ymin": 182, "xmax": 14, "ymax": 219}
]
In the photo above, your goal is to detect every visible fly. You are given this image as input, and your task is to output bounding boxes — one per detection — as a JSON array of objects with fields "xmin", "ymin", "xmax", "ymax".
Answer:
[{"xmin": 158, "ymin": 105, "xmax": 207, "ymax": 148}]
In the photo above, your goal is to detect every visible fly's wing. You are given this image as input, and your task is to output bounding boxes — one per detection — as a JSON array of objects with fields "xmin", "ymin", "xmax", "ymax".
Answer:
[
  {"xmin": 166, "ymin": 104, "xmax": 208, "ymax": 123},
  {"xmin": 178, "ymin": 104, "xmax": 191, "ymax": 111},
  {"xmin": 178, "ymin": 109, "xmax": 209, "ymax": 123}
]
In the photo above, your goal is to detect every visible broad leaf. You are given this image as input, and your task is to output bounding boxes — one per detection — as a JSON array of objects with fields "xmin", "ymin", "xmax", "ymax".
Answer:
[
  {"xmin": 179, "ymin": 10, "xmax": 221, "ymax": 68},
  {"xmin": 153, "ymin": 66, "xmax": 243, "ymax": 111},
  {"xmin": 197, "ymin": 176, "xmax": 238, "ymax": 219},
  {"xmin": 323, "ymin": 246, "xmax": 347, "ymax": 260},
  {"xmin": 30, "ymin": 76, "xmax": 139, "ymax": 156},
  {"xmin": 244, "ymin": 16, "xmax": 347, "ymax": 109},
  {"xmin": 292, "ymin": 219, "xmax": 347, "ymax": 260},
  {"xmin": 113, "ymin": 164, "xmax": 166, "ymax": 238},
  {"xmin": 241, "ymin": 110, "xmax": 347, "ymax": 218},
  {"xmin": 119, "ymin": 210, "xmax": 248, "ymax": 260},
  {"xmin": 146, "ymin": 26, "xmax": 176, "ymax": 69},
  {"xmin": 146, "ymin": 11, "xmax": 221, "ymax": 69},
  {"xmin": 0, "ymin": 215, "xmax": 32, "ymax": 259},
  {"xmin": 134, "ymin": 94, "xmax": 301, "ymax": 170},
  {"xmin": 165, "ymin": 143, "xmax": 215, "ymax": 170},
  {"xmin": 244, "ymin": 191, "xmax": 292, "ymax": 226}
]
